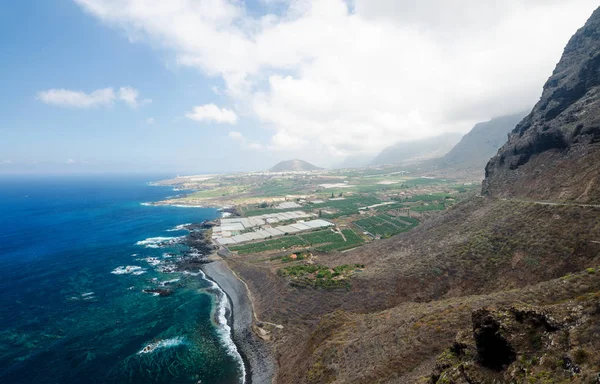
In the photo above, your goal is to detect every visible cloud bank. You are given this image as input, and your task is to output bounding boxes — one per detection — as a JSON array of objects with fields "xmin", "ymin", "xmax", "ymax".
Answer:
[{"xmin": 73, "ymin": 0, "xmax": 599, "ymax": 161}]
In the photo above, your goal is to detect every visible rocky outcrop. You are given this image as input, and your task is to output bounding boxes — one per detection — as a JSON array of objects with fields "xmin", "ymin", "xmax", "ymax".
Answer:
[
  {"xmin": 430, "ymin": 300, "xmax": 600, "ymax": 384},
  {"xmin": 483, "ymin": 7, "xmax": 600, "ymax": 203}
]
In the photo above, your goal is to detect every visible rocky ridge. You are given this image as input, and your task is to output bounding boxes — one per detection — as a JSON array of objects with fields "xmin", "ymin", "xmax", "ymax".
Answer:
[{"xmin": 483, "ymin": 8, "xmax": 600, "ymax": 203}]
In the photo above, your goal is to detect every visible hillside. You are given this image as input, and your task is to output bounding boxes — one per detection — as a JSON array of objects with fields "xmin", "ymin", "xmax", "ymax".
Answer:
[
  {"xmin": 372, "ymin": 133, "xmax": 463, "ymax": 165},
  {"xmin": 221, "ymin": 7, "xmax": 600, "ymax": 384},
  {"xmin": 437, "ymin": 113, "xmax": 526, "ymax": 171},
  {"xmin": 484, "ymin": 8, "xmax": 600, "ymax": 203},
  {"xmin": 269, "ymin": 159, "xmax": 323, "ymax": 172}
]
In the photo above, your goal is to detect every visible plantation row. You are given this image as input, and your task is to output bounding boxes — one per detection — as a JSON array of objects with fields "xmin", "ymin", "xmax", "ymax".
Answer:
[
  {"xmin": 228, "ymin": 228, "xmax": 365, "ymax": 255},
  {"xmin": 354, "ymin": 214, "xmax": 419, "ymax": 238}
]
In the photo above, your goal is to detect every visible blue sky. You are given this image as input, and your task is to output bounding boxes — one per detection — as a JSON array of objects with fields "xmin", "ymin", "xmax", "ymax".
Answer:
[
  {"xmin": 0, "ymin": 0, "xmax": 275, "ymax": 174},
  {"xmin": 1, "ymin": 0, "xmax": 598, "ymax": 174}
]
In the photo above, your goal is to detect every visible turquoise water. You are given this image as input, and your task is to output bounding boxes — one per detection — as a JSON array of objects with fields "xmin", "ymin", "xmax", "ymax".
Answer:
[{"xmin": 0, "ymin": 175, "xmax": 244, "ymax": 383}]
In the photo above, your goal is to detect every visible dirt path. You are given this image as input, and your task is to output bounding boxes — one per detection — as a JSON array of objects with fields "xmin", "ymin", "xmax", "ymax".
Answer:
[{"xmin": 499, "ymin": 197, "xmax": 600, "ymax": 208}]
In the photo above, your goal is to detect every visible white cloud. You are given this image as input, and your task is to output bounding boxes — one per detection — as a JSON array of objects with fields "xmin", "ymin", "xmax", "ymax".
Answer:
[
  {"xmin": 37, "ymin": 88, "xmax": 116, "ymax": 108},
  {"xmin": 118, "ymin": 86, "xmax": 152, "ymax": 108},
  {"xmin": 66, "ymin": 159, "xmax": 76, "ymax": 164},
  {"xmin": 38, "ymin": 86, "xmax": 149, "ymax": 109},
  {"xmin": 227, "ymin": 130, "xmax": 263, "ymax": 150},
  {"xmin": 146, "ymin": 117, "xmax": 156, "ymax": 124},
  {"xmin": 74, "ymin": 0, "xmax": 599, "ymax": 161},
  {"xmin": 0, "ymin": 160, "xmax": 13, "ymax": 165},
  {"xmin": 228, "ymin": 131, "xmax": 244, "ymax": 140},
  {"xmin": 186, "ymin": 104, "xmax": 238, "ymax": 124}
]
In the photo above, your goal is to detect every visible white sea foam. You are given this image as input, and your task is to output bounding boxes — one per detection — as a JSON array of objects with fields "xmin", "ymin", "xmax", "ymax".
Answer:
[
  {"xmin": 135, "ymin": 236, "xmax": 182, "ymax": 248},
  {"xmin": 167, "ymin": 223, "xmax": 191, "ymax": 232},
  {"xmin": 111, "ymin": 266, "xmax": 145, "ymax": 275},
  {"xmin": 137, "ymin": 337, "xmax": 186, "ymax": 354},
  {"xmin": 81, "ymin": 292, "xmax": 94, "ymax": 297},
  {"xmin": 198, "ymin": 269, "xmax": 246, "ymax": 383},
  {"xmin": 144, "ymin": 257, "xmax": 162, "ymax": 266},
  {"xmin": 159, "ymin": 278, "xmax": 180, "ymax": 286},
  {"xmin": 132, "ymin": 270, "xmax": 146, "ymax": 275}
]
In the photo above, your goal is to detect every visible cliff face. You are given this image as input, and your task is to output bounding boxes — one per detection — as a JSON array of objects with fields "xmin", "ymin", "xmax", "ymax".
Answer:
[
  {"xmin": 483, "ymin": 7, "xmax": 600, "ymax": 203},
  {"xmin": 439, "ymin": 113, "xmax": 526, "ymax": 170}
]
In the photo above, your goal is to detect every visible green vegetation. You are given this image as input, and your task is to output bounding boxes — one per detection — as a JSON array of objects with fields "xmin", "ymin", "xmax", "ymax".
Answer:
[
  {"xmin": 278, "ymin": 263, "xmax": 365, "ymax": 289},
  {"xmin": 315, "ymin": 229, "xmax": 364, "ymax": 252},
  {"xmin": 312, "ymin": 196, "xmax": 382, "ymax": 219},
  {"xmin": 229, "ymin": 228, "xmax": 365, "ymax": 255},
  {"xmin": 229, "ymin": 236, "xmax": 307, "ymax": 255},
  {"xmin": 354, "ymin": 214, "xmax": 419, "ymax": 238}
]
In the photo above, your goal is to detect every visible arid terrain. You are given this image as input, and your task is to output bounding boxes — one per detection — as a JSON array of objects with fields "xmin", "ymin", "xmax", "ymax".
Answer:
[{"xmin": 214, "ymin": 8, "xmax": 600, "ymax": 384}]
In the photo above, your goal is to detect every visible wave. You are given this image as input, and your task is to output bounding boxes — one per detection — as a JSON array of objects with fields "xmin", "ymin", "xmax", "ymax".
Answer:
[
  {"xmin": 111, "ymin": 265, "xmax": 145, "ymax": 275},
  {"xmin": 135, "ymin": 236, "xmax": 183, "ymax": 248},
  {"xmin": 159, "ymin": 278, "xmax": 180, "ymax": 286},
  {"xmin": 137, "ymin": 337, "xmax": 186, "ymax": 355},
  {"xmin": 144, "ymin": 257, "xmax": 162, "ymax": 266},
  {"xmin": 166, "ymin": 223, "xmax": 191, "ymax": 232},
  {"xmin": 198, "ymin": 269, "xmax": 246, "ymax": 384}
]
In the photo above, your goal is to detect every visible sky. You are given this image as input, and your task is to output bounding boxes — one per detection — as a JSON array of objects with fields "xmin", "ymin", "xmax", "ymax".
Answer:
[{"xmin": 1, "ymin": 0, "xmax": 598, "ymax": 174}]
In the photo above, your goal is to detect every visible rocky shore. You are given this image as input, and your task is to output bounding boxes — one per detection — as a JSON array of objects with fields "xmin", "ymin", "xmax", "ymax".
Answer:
[
  {"xmin": 176, "ymin": 222, "xmax": 275, "ymax": 384},
  {"xmin": 201, "ymin": 257, "xmax": 275, "ymax": 384}
]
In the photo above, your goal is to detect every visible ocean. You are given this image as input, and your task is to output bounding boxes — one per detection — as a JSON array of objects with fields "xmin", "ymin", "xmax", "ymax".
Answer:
[{"xmin": 0, "ymin": 174, "xmax": 244, "ymax": 384}]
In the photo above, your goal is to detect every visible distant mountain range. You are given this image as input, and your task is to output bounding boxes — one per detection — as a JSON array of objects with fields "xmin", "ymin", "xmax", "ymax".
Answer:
[
  {"xmin": 435, "ymin": 113, "xmax": 527, "ymax": 170},
  {"xmin": 268, "ymin": 159, "xmax": 323, "ymax": 172},
  {"xmin": 371, "ymin": 132, "xmax": 463, "ymax": 166}
]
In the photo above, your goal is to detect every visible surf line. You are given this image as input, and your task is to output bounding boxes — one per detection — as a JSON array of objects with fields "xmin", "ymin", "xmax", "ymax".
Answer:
[{"xmin": 198, "ymin": 269, "xmax": 248, "ymax": 384}]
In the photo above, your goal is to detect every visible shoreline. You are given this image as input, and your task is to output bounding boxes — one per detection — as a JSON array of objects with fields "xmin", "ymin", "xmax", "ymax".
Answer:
[{"xmin": 201, "ymin": 255, "xmax": 275, "ymax": 384}]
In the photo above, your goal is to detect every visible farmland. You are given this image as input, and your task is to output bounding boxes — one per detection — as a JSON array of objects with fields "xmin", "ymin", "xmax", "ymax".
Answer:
[
  {"xmin": 228, "ymin": 228, "xmax": 365, "ymax": 255},
  {"xmin": 353, "ymin": 214, "xmax": 419, "ymax": 238}
]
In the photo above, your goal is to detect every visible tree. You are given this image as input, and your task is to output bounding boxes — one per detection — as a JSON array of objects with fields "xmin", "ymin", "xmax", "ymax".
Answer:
[{"xmin": 331, "ymin": 192, "xmax": 335, "ymax": 198}]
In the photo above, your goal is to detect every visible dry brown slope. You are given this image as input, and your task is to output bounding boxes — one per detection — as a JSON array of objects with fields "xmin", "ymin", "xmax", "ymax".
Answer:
[
  {"xmin": 231, "ymin": 7, "xmax": 600, "ymax": 384},
  {"xmin": 228, "ymin": 197, "xmax": 600, "ymax": 383}
]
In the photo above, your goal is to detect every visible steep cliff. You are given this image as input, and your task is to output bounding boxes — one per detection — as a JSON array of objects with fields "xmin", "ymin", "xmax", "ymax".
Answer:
[
  {"xmin": 439, "ymin": 113, "xmax": 526, "ymax": 171},
  {"xmin": 483, "ymin": 8, "xmax": 600, "ymax": 203}
]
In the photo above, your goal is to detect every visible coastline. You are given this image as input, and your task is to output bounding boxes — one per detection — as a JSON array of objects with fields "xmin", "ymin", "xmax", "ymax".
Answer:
[{"xmin": 201, "ymin": 255, "xmax": 275, "ymax": 384}]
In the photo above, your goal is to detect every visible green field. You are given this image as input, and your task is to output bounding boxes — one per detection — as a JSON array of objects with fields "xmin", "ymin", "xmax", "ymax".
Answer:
[
  {"xmin": 229, "ymin": 236, "xmax": 308, "ymax": 255},
  {"xmin": 228, "ymin": 228, "xmax": 365, "ymax": 255},
  {"xmin": 354, "ymin": 214, "xmax": 419, "ymax": 238},
  {"xmin": 312, "ymin": 196, "xmax": 382, "ymax": 219},
  {"xmin": 315, "ymin": 229, "xmax": 364, "ymax": 252}
]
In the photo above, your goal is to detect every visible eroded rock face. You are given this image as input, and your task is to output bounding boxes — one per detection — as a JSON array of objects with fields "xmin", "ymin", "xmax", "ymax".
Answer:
[
  {"xmin": 483, "ymin": 7, "xmax": 600, "ymax": 203},
  {"xmin": 428, "ymin": 301, "xmax": 600, "ymax": 384},
  {"xmin": 472, "ymin": 309, "xmax": 516, "ymax": 371}
]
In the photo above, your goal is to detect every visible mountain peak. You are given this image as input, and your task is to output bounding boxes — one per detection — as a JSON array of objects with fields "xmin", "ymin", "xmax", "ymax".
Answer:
[{"xmin": 268, "ymin": 159, "xmax": 323, "ymax": 172}]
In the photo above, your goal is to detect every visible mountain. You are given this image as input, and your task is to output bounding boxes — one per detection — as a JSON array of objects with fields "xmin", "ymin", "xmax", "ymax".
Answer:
[
  {"xmin": 372, "ymin": 132, "xmax": 463, "ymax": 165},
  {"xmin": 268, "ymin": 159, "xmax": 323, "ymax": 172},
  {"xmin": 227, "ymin": 8, "xmax": 600, "ymax": 384},
  {"xmin": 333, "ymin": 154, "xmax": 374, "ymax": 169},
  {"xmin": 484, "ymin": 8, "xmax": 600, "ymax": 203},
  {"xmin": 437, "ymin": 113, "xmax": 527, "ymax": 170}
]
